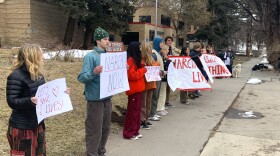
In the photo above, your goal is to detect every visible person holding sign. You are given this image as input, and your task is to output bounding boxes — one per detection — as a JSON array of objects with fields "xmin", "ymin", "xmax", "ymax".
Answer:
[
  {"xmin": 123, "ymin": 42, "xmax": 147, "ymax": 140},
  {"xmin": 78, "ymin": 27, "xmax": 112, "ymax": 156},
  {"xmin": 6, "ymin": 44, "xmax": 46, "ymax": 155},
  {"xmin": 140, "ymin": 42, "xmax": 159, "ymax": 129},
  {"xmin": 149, "ymin": 37, "xmax": 165, "ymax": 121},
  {"xmin": 179, "ymin": 47, "xmax": 191, "ymax": 104},
  {"xmin": 164, "ymin": 36, "xmax": 180, "ymax": 108},
  {"xmin": 156, "ymin": 44, "xmax": 171, "ymax": 116}
]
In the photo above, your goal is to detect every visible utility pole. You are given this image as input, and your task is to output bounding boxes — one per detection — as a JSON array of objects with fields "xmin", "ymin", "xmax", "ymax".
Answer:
[{"xmin": 155, "ymin": 0, "xmax": 158, "ymax": 37}]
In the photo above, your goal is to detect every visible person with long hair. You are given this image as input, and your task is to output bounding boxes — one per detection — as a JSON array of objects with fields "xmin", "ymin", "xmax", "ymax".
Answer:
[
  {"xmin": 140, "ymin": 42, "xmax": 159, "ymax": 129},
  {"xmin": 6, "ymin": 44, "xmax": 70, "ymax": 155},
  {"xmin": 123, "ymin": 41, "xmax": 147, "ymax": 140}
]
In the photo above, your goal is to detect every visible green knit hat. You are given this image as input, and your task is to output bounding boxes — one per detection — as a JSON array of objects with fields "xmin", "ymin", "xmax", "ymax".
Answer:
[{"xmin": 94, "ymin": 27, "xmax": 109, "ymax": 41}]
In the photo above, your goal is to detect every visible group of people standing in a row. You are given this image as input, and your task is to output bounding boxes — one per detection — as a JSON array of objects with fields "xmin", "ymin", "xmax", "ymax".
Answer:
[{"xmin": 5, "ymin": 26, "xmax": 235, "ymax": 156}]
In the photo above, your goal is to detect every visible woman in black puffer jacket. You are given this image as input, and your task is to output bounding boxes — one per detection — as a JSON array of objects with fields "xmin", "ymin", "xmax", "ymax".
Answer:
[{"xmin": 6, "ymin": 44, "xmax": 46, "ymax": 155}]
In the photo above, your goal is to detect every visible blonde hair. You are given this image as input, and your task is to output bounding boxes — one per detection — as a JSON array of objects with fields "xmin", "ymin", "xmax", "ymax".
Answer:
[
  {"xmin": 141, "ymin": 42, "xmax": 154, "ymax": 66},
  {"xmin": 193, "ymin": 42, "xmax": 202, "ymax": 50},
  {"xmin": 161, "ymin": 44, "xmax": 169, "ymax": 51},
  {"xmin": 14, "ymin": 44, "xmax": 43, "ymax": 81}
]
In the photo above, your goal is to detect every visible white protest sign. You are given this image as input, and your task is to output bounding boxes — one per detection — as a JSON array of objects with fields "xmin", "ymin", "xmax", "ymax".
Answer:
[
  {"xmin": 199, "ymin": 55, "xmax": 214, "ymax": 84},
  {"xmin": 145, "ymin": 66, "xmax": 161, "ymax": 82},
  {"xmin": 168, "ymin": 56, "xmax": 211, "ymax": 91},
  {"xmin": 200, "ymin": 54, "xmax": 231, "ymax": 77},
  {"xmin": 35, "ymin": 78, "xmax": 73, "ymax": 124},
  {"xmin": 167, "ymin": 63, "xmax": 181, "ymax": 91},
  {"xmin": 100, "ymin": 52, "xmax": 130, "ymax": 99}
]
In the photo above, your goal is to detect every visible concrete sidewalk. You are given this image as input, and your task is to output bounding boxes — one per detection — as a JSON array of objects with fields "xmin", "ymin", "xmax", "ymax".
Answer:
[
  {"xmin": 106, "ymin": 58, "xmax": 265, "ymax": 156},
  {"xmin": 200, "ymin": 61, "xmax": 280, "ymax": 156}
]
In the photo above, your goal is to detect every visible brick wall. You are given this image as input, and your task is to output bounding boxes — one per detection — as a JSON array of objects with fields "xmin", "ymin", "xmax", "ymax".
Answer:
[
  {"xmin": 0, "ymin": 0, "xmax": 84, "ymax": 47},
  {"xmin": 1, "ymin": 0, "xmax": 31, "ymax": 46},
  {"xmin": 0, "ymin": 1, "xmax": 6, "ymax": 46},
  {"xmin": 30, "ymin": 0, "xmax": 84, "ymax": 47}
]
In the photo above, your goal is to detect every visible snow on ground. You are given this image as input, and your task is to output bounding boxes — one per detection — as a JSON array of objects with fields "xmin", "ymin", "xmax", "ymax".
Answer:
[{"xmin": 43, "ymin": 49, "xmax": 92, "ymax": 59}]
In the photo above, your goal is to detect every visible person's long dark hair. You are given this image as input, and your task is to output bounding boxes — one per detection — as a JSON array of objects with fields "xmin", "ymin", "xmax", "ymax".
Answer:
[
  {"xmin": 127, "ymin": 41, "xmax": 142, "ymax": 68},
  {"xmin": 180, "ymin": 47, "xmax": 187, "ymax": 56}
]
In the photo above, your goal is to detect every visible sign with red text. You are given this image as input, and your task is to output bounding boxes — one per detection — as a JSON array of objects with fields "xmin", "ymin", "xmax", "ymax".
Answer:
[
  {"xmin": 106, "ymin": 42, "xmax": 124, "ymax": 52},
  {"xmin": 145, "ymin": 66, "xmax": 161, "ymax": 82},
  {"xmin": 200, "ymin": 54, "xmax": 231, "ymax": 77},
  {"xmin": 100, "ymin": 52, "xmax": 130, "ymax": 99},
  {"xmin": 167, "ymin": 63, "xmax": 182, "ymax": 91},
  {"xmin": 35, "ymin": 78, "xmax": 73, "ymax": 124},
  {"xmin": 199, "ymin": 55, "xmax": 214, "ymax": 84},
  {"xmin": 169, "ymin": 56, "xmax": 211, "ymax": 91}
]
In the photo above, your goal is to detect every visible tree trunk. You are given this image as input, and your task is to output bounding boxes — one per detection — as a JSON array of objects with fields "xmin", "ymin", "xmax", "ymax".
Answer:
[
  {"xmin": 63, "ymin": 16, "xmax": 76, "ymax": 46},
  {"xmin": 82, "ymin": 24, "xmax": 93, "ymax": 50}
]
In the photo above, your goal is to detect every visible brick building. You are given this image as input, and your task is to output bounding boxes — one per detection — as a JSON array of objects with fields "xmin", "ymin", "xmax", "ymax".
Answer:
[
  {"xmin": 0, "ymin": 0, "xmax": 84, "ymax": 47},
  {"xmin": 121, "ymin": 6, "xmax": 186, "ymax": 47},
  {"xmin": 0, "ymin": 1, "xmax": 187, "ymax": 48}
]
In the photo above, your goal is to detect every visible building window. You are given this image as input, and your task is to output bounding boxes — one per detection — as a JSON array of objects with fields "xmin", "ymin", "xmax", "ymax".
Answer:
[
  {"xmin": 139, "ymin": 16, "xmax": 151, "ymax": 23},
  {"xmin": 122, "ymin": 32, "xmax": 139, "ymax": 45},
  {"xmin": 178, "ymin": 21, "xmax": 184, "ymax": 29},
  {"xmin": 128, "ymin": 16, "xmax": 133, "ymax": 22},
  {"xmin": 179, "ymin": 38, "xmax": 184, "ymax": 46},
  {"xmin": 161, "ymin": 15, "xmax": 170, "ymax": 26},
  {"xmin": 149, "ymin": 30, "xmax": 164, "ymax": 41}
]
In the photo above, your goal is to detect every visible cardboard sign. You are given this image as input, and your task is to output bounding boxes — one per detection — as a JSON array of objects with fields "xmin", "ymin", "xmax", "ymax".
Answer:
[
  {"xmin": 106, "ymin": 42, "xmax": 124, "ymax": 52},
  {"xmin": 100, "ymin": 52, "xmax": 130, "ymax": 98},
  {"xmin": 200, "ymin": 54, "xmax": 231, "ymax": 77},
  {"xmin": 35, "ymin": 78, "xmax": 73, "ymax": 124},
  {"xmin": 145, "ymin": 66, "xmax": 161, "ymax": 82},
  {"xmin": 168, "ymin": 56, "xmax": 211, "ymax": 91}
]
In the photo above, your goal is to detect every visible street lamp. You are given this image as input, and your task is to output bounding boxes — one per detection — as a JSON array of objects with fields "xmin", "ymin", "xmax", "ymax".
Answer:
[{"xmin": 155, "ymin": 0, "xmax": 158, "ymax": 37}]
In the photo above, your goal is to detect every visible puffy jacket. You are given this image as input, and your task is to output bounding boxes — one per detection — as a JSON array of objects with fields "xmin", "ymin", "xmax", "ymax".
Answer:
[
  {"xmin": 126, "ymin": 57, "xmax": 146, "ymax": 96},
  {"xmin": 6, "ymin": 65, "xmax": 45, "ymax": 129}
]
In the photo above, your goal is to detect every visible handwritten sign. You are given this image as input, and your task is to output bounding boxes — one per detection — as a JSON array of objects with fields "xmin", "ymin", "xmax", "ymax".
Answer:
[
  {"xmin": 100, "ymin": 52, "xmax": 130, "ymax": 98},
  {"xmin": 35, "ymin": 78, "xmax": 73, "ymax": 124},
  {"xmin": 167, "ymin": 63, "xmax": 181, "ymax": 91},
  {"xmin": 169, "ymin": 56, "xmax": 211, "ymax": 91},
  {"xmin": 106, "ymin": 42, "xmax": 124, "ymax": 52},
  {"xmin": 199, "ymin": 55, "xmax": 214, "ymax": 84},
  {"xmin": 200, "ymin": 54, "xmax": 231, "ymax": 77},
  {"xmin": 145, "ymin": 66, "xmax": 161, "ymax": 82}
]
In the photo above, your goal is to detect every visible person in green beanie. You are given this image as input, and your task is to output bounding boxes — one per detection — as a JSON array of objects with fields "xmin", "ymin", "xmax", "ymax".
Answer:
[{"xmin": 78, "ymin": 27, "xmax": 111, "ymax": 156}]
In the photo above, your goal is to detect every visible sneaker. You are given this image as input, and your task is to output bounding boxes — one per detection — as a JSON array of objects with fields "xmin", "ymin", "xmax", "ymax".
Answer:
[
  {"xmin": 154, "ymin": 114, "xmax": 161, "ymax": 118},
  {"xmin": 181, "ymin": 101, "xmax": 190, "ymax": 105},
  {"xmin": 163, "ymin": 110, "xmax": 168, "ymax": 114},
  {"xmin": 130, "ymin": 136, "xmax": 139, "ymax": 140},
  {"xmin": 148, "ymin": 116, "xmax": 160, "ymax": 121},
  {"xmin": 141, "ymin": 123, "xmax": 150, "ymax": 130},
  {"xmin": 156, "ymin": 111, "xmax": 167, "ymax": 116},
  {"xmin": 147, "ymin": 122, "xmax": 153, "ymax": 127},
  {"xmin": 136, "ymin": 134, "xmax": 143, "ymax": 138},
  {"xmin": 165, "ymin": 103, "xmax": 175, "ymax": 108}
]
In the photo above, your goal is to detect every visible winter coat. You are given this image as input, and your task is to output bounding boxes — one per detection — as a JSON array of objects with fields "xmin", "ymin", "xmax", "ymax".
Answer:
[
  {"xmin": 6, "ymin": 65, "xmax": 45, "ymax": 129},
  {"xmin": 126, "ymin": 57, "xmax": 146, "ymax": 96}
]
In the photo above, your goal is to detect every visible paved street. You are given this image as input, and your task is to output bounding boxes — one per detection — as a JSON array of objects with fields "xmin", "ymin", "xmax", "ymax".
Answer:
[{"xmin": 106, "ymin": 57, "xmax": 280, "ymax": 156}]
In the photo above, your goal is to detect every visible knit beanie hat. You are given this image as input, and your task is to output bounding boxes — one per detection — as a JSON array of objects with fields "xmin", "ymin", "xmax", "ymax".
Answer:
[{"xmin": 94, "ymin": 27, "xmax": 109, "ymax": 41}]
